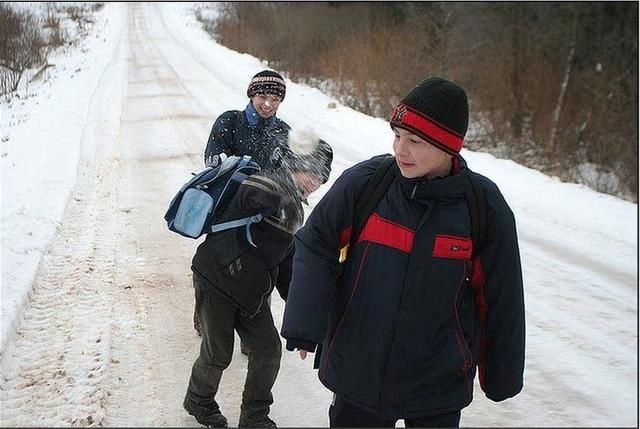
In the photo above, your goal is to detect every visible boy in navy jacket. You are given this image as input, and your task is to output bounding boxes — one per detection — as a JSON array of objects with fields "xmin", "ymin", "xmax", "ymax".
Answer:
[{"xmin": 281, "ymin": 77, "xmax": 525, "ymax": 428}]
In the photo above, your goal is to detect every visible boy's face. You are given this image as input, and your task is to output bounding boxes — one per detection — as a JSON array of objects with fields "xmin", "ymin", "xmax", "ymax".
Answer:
[
  {"xmin": 392, "ymin": 127, "xmax": 452, "ymax": 179},
  {"xmin": 291, "ymin": 171, "xmax": 322, "ymax": 199},
  {"xmin": 252, "ymin": 93, "xmax": 282, "ymax": 119}
]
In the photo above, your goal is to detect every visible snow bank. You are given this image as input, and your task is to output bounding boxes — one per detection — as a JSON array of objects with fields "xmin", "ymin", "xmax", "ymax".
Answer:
[{"xmin": 1, "ymin": 3, "xmax": 126, "ymax": 352}]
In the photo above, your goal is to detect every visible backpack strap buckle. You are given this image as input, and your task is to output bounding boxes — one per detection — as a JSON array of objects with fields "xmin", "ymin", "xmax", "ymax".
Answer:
[{"xmin": 210, "ymin": 213, "xmax": 264, "ymax": 247}]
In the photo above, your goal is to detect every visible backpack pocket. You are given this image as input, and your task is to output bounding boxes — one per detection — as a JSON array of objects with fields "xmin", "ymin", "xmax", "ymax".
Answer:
[{"xmin": 173, "ymin": 188, "xmax": 214, "ymax": 238}]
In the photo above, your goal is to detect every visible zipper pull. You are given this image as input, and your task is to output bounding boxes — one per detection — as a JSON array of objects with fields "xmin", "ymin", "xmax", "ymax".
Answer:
[{"xmin": 411, "ymin": 185, "xmax": 417, "ymax": 199}]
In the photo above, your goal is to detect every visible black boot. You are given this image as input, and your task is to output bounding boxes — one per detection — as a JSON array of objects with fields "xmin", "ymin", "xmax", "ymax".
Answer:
[
  {"xmin": 184, "ymin": 397, "xmax": 228, "ymax": 428},
  {"xmin": 238, "ymin": 414, "xmax": 277, "ymax": 428}
]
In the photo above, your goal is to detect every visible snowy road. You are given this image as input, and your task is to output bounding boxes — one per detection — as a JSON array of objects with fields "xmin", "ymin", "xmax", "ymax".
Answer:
[{"xmin": 1, "ymin": 3, "xmax": 637, "ymax": 427}]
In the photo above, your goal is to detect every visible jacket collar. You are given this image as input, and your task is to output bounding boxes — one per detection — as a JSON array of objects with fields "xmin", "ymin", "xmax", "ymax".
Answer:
[
  {"xmin": 398, "ymin": 155, "xmax": 470, "ymax": 202},
  {"xmin": 244, "ymin": 102, "xmax": 276, "ymax": 129}
]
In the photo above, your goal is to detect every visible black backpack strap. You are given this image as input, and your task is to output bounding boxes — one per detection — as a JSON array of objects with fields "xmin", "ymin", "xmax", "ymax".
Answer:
[
  {"xmin": 349, "ymin": 155, "xmax": 397, "ymax": 248},
  {"xmin": 465, "ymin": 172, "xmax": 488, "ymax": 259}
]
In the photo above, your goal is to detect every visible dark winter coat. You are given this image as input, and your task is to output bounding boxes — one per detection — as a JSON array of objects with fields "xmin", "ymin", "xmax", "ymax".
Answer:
[
  {"xmin": 281, "ymin": 155, "xmax": 525, "ymax": 420},
  {"xmin": 192, "ymin": 171, "xmax": 304, "ymax": 317},
  {"xmin": 204, "ymin": 103, "xmax": 291, "ymax": 171}
]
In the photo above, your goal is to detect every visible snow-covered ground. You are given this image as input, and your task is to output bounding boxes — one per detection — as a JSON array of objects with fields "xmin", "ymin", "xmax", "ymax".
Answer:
[
  {"xmin": 1, "ymin": 3, "xmax": 637, "ymax": 427},
  {"xmin": 1, "ymin": 0, "xmax": 123, "ymax": 356}
]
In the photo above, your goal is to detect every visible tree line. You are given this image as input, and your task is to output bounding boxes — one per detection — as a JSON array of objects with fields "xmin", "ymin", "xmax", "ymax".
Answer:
[
  {"xmin": 0, "ymin": 3, "xmax": 102, "ymax": 95},
  {"xmin": 199, "ymin": 2, "xmax": 638, "ymax": 202}
]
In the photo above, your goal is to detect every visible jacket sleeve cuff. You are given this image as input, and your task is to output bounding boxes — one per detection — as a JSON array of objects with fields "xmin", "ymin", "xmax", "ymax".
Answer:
[
  {"xmin": 286, "ymin": 338, "xmax": 317, "ymax": 353},
  {"xmin": 484, "ymin": 380, "xmax": 524, "ymax": 402}
]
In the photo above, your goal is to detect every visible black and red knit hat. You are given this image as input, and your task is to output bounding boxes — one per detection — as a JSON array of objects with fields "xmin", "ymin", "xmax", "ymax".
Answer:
[
  {"xmin": 390, "ymin": 77, "xmax": 468, "ymax": 154},
  {"xmin": 247, "ymin": 70, "xmax": 286, "ymax": 100}
]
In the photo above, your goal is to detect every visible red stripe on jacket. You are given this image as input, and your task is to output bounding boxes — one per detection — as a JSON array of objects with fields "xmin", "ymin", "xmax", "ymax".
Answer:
[
  {"xmin": 356, "ymin": 213, "xmax": 414, "ymax": 253},
  {"xmin": 433, "ymin": 235, "xmax": 473, "ymax": 260}
]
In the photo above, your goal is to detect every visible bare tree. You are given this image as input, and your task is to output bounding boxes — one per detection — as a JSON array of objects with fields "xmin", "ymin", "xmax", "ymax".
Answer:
[{"xmin": 0, "ymin": 4, "xmax": 46, "ymax": 94}]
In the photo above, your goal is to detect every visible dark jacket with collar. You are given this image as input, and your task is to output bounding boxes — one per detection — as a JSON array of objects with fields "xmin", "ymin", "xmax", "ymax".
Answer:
[
  {"xmin": 281, "ymin": 155, "xmax": 525, "ymax": 419},
  {"xmin": 192, "ymin": 171, "xmax": 304, "ymax": 317},
  {"xmin": 204, "ymin": 103, "xmax": 291, "ymax": 171}
]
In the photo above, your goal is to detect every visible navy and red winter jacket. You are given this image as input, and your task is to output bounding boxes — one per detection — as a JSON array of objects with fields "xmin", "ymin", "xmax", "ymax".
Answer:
[{"xmin": 281, "ymin": 155, "xmax": 525, "ymax": 420}]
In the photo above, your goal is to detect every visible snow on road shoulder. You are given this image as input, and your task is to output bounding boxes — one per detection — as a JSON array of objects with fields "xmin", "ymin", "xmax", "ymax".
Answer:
[
  {"xmin": 463, "ymin": 150, "xmax": 637, "ymax": 283},
  {"xmin": 1, "ymin": 3, "xmax": 126, "ymax": 352}
]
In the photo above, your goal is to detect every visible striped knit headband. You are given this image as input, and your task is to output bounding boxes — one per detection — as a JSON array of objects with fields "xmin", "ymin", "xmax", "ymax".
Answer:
[{"xmin": 247, "ymin": 71, "xmax": 286, "ymax": 100}]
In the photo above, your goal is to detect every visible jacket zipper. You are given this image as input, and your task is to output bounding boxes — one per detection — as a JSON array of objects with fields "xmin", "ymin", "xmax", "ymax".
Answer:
[{"xmin": 454, "ymin": 262, "xmax": 474, "ymax": 397}]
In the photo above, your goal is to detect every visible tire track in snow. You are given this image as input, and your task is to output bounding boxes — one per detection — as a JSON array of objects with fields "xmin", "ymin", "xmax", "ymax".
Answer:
[{"xmin": 0, "ymin": 151, "xmax": 121, "ymax": 427}]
